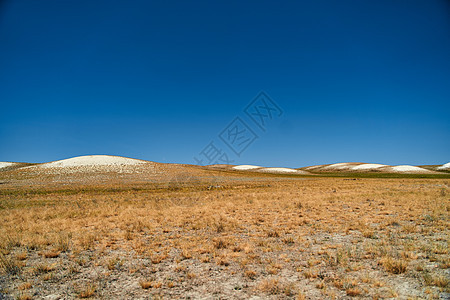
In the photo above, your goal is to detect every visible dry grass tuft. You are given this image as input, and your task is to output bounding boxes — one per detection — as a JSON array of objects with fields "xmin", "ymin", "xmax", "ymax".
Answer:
[
  {"xmin": 346, "ymin": 287, "xmax": 361, "ymax": 297},
  {"xmin": 245, "ymin": 269, "xmax": 257, "ymax": 280},
  {"xmin": 33, "ymin": 263, "xmax": 54, "ymax": 275},
  {"xmin": 77, "ymin": 284, "xmax": 96, "ymax": 298},
  {"xmin": 257, "ymin": 278, "xmax": 281, "ymax": 295},
  {"xmin": 0, "ymin": 253, "xmax": 22, "ymax": 275},
  {"xmin": 18, "ymin": 294, "xmax": 32, "ymax": 300},
  {"xmin": 303, "ymin": 268, "xmax": 318, "ymax": 279},
  {"xmin": 423, "ymin": 273, "xmax": 449, "ymax": 288},
  {"xmin": 267, "ymin": 230, "xmax": 280, "ymax": 238},
  {"xmin": 297, "ymin": 292, "xmax": 306, "ymax": 300},
  {"xmin": 18, "ymin": 282, "xmax": 32, "ymax": 290},
  {"xmin": 106, "ymin": 257, "xmax": 123, "ymax": 271},
  {"xmin": 16, "ymin": 252, "xmax": 27, "ymax": 261},
  {"xmin": 150, "ymin": 254, "xmax": 167, "ymax": 264},
  {"xmin": 139, "ymin": 280, "xmax": 153, "ymax": 289},
  {"xmin": 43, "ymin": 250, "xmax": 60, "ymax": 258},
  {"xmin": 213, "ymin": 238, "xmax": 229, "ymax": 249},
  {"xmin": 56, "ymin": 233, "xmax": 71, "ymax": 252},
  {"xmin": 379, "ymin": 257, "xmax": 407, "ymax": 274}
]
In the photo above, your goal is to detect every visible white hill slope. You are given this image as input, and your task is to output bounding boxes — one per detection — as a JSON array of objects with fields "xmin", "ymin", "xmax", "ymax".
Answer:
[
  {"xmin": 2, "ymin": 156, "xmax": 447, "ymax": 175},
  {"xmin": 301, "ymin": 163, "xmax": 438, "ymax": 174},
  {"xmin": 232, "ymin": 165, "xmax": 309, "ymax": 174},
  {"xmin": 384, "ymin": 165, "xmax": 433, "ymax": 173},
  {"xmin": 232, "ymin": 165, "xmax": 261, "ymax": 170},
  {"xmin": 39, "ymin": 155, "xmax": 145, "ymax": 168},
  {"xmin": 259, "ymin": 167, "xmax": 306, "ymax": 174},
  {"xmin": 23, "ymin": 155, "xmax": 151, "ymax": 174},
  {"xmin": 322, "ymin": 163, "xmax": 356, "ymax": 170},
  {"xmin": 438, "ymin": 162, "xmax": 450, "ymax": 170},
  {"xmin": 351, "ymin": 163, "xmax": 388, "ymax": 170},
  {"xmin": 0, "ymin": 162, "xmax": 16, "ymax": 169}
]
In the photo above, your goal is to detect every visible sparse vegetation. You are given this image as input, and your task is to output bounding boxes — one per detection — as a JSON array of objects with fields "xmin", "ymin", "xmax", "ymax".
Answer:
[
  {"xmin": 379, "ymin": 257, "xmax": 408, "ymax": 274},
  {"xmin": 0, "ymin": 253, "xmax": 22, "ymax": 275},
  {"xmin": 0, "ymin": 170, "xmax": 448, "ymax": 298},
  {"xmin": 139, "ymin": 280, "xmax": 153, "ymax": 289},
  {"xmin": 77, "ymin": 284, "xmax": 96, "ymax": 298},
  {"xmin": 43, "ymin": 250, "xmax": 60, "ymax": 258}
]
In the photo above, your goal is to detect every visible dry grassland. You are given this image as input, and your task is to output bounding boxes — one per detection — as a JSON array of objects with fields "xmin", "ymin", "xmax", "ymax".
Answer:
[{"xmin": 0, "ymin": 177, "xmax": 448, "ymax": 299}]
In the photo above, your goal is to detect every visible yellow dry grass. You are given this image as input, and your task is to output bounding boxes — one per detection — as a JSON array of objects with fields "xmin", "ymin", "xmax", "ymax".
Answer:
[{"xmin": 0, "ymin": 176, "xmax": 448, "ymax": 298}]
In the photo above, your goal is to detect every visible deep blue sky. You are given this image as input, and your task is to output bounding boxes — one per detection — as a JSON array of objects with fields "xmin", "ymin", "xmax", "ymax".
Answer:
[{"xmin": 1, "ymin": 0, "xmax": 449, "ymax": 167}]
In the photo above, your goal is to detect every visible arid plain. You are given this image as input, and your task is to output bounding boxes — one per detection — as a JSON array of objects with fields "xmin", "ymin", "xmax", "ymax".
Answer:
[{"xmin": 0, "ymin": 156, "xmax": 449, "ymax": 299}]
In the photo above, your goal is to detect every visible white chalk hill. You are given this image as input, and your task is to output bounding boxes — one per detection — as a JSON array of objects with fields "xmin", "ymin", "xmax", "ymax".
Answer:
[
  {"xmin": 438, "ymin": 162, "xmax": 450, "ymax": 170},
  {"xmin": 24, "ymin": 155, "xmax": 151, "ymax": 174},
  {"xmin": 301, "ymin": 162, "xmax": 436, "ymax": 174},
  {"xmin": 0, "ymin": 162, "xmax": 17, "ymax": 169}
]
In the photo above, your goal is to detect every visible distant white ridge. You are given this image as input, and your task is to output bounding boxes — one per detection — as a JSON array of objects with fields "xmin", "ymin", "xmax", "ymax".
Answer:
[
  {"xmin": 259, "ymin": 167, "xmax": 300, "ymax": 173},
  {"xmin": 351, "ymin": 163, "xmax": 387, "ymax": 170},
  {"xmin": 388, "ymin": 165, "xmax": 432, "ymax": 173},
  {"xmin": 438, "ymin": 162, "xmax": 450, "ymax": 170},
  {"xmin": 322, "ymin": 163, "xmax": 352, "ymax": 169},
  {"xmin": 232, "ymin": 165, "xmax": 261, "ymax": 170},
  {"xmin": 0, "ymin": 162, "xmax": 15, "ymax": 169}
]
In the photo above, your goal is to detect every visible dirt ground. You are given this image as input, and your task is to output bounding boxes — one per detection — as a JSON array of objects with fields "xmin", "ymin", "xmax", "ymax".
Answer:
[{"xmin": 0, "ymin": 174, "xmax": 449, "ymax": 299}]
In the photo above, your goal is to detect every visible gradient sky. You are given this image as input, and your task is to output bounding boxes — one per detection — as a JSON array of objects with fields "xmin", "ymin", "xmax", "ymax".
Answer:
[{"xmin": 1, "ymin": 0, "xmax": 449, "ymax": 167}]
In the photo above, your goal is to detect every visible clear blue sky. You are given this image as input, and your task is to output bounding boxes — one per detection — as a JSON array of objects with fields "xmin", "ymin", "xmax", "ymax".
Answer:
[{"xmin": 1, "ymin": 0, "xmax": 449, "ymax": 167}]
